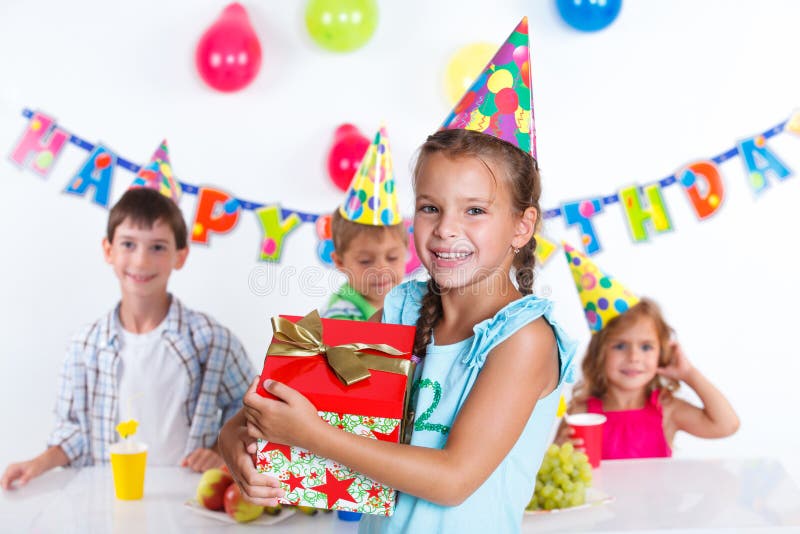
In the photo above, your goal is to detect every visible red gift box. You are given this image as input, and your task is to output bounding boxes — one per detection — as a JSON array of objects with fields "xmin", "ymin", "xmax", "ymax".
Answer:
[
  {"xmin": 254, "ymin": 312, "xmax": 416, "ymax": 515},
  {"xmin": 256, "ymin": 313, "xmax": 415, "ymax": 425}
]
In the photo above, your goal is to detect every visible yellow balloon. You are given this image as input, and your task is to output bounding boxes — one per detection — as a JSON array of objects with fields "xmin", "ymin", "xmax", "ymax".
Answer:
[{"xmin": 443, "ymin": 42, "xmax": 496, "ymax": 106}]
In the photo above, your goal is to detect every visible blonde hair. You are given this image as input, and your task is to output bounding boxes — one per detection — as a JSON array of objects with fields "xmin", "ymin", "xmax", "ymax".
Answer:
[
  {"xmin": 570, "ymin": 298, "xmax": 679, "ymax": 408},
  {"xmin": 410, "ymin": 129, "xmax": 542, "ymax": 358},
  {"xmin": 330, "ymin": 209, "xmax": 408, "ymax": 254}
]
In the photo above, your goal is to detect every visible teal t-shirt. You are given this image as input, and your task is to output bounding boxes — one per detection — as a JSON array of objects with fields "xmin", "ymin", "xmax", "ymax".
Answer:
[{"xmin": 359, "ymin": 280, "xmax": 576, "ymax": 534}]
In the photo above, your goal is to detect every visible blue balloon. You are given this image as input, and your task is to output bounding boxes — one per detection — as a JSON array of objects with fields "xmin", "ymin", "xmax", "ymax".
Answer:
[{"xmin": 556, "ymin": 0, "xmax": 622, "ymax": 32}]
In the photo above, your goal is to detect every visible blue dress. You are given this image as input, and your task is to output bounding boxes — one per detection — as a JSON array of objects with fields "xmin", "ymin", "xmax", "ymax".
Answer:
[{"xmin": 359, "ymin": 281, "xmax": 576, "ymax": 534}]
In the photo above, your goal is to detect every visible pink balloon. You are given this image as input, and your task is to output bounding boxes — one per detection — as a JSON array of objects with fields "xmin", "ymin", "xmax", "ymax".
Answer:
[
  {"xmin": 327, "ymin": 124, "xmax": 370, "ymax": 192},
  {"xmin": 195, "ymin": 3, "xmax": 262, "ymax": 92}
]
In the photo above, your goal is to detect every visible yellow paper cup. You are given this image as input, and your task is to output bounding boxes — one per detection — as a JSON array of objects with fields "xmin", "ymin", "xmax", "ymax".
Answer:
[{"xmin": 110, "ymin": 442, "xmax": 147, "ymax": 500}]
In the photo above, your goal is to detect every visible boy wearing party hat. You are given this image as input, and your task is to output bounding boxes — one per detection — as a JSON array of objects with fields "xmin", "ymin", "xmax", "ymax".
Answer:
[
  {"xmin": 1, "ymin": 145, "xmax": 256, "ymax": 490},
  {"xmin": 556, "ymin": 243, "xmax": 738, "ymax": 459},
  {"xmin": 320, "ymin": 126, "xmax": 409, "ymax": 321}
]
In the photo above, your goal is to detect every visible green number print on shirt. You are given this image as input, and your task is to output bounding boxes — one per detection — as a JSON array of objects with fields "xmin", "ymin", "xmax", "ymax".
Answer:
[{"xmin": 412, "ymin": 378, "xmax": 450, "ymax": 435}]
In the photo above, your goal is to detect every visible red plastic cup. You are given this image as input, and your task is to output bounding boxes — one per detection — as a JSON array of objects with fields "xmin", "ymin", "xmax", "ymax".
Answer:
[{"xmin": 566, "ymin": 413, "xmax": 607, "ymax": 468}]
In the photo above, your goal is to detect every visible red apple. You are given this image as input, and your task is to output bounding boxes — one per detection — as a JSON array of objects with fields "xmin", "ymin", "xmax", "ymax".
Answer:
[
  {"xmin": 196, "ymin": 467, "xmax": 234, "ymax": 511},
  {"xmin": 224, "ymin": 483, "xmax": 264, "ymax": 523}
]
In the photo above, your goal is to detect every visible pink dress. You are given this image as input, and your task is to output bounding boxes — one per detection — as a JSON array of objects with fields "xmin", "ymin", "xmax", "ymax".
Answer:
[{"xmin": 586, "ymin": 389, "xmax": 672, "ymax": 459}]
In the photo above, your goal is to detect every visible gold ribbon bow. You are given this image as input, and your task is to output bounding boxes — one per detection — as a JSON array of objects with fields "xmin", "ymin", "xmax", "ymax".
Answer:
[{"xmin": 267, "ymin": 310, "xmax": 411, "ymax": 386}]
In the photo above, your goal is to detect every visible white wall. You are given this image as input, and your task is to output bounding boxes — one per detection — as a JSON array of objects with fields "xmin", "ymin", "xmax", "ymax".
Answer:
[{"xmin": 1, "ymin": 0, "xmax": 798, "ymax": 483}]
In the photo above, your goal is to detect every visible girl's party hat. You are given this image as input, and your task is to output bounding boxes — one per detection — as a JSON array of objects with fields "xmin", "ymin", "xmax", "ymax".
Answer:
[
  {"xmin": 440, "ymin": 17, "xmax": 536, "ymax": 158},
  {"xmin": 339, "ymin": 126, "xmax": 401, "ymax": 226},
  {"xmin": 563, "ymin": 243, "xmax": 639, "ymax": 333},
  {"xmin": 129, "ymin": 140, "xmax": 183, "ymax": 203}
]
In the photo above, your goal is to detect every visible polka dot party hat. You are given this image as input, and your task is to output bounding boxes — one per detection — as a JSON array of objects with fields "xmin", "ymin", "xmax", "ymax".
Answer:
[
  {"xmin": 129, "ymin": 140, "xmax": 182, "ymax": 203},
  {"xmin": 563, "ymin": 242, "xmax": 639, "ymax": 333},
  {"xmin": 339, "ymin": 126, "xmax": 401, "ymax": 226},
  {"xmin": 440, "ymin": 17, "xmax": 536, "ymax": 158}
]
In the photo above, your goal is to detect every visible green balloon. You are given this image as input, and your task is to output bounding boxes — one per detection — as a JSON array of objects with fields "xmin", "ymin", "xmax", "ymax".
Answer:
[{"xmin": 306, "ymin": 0, "xmax": 378, "ymax": 53}]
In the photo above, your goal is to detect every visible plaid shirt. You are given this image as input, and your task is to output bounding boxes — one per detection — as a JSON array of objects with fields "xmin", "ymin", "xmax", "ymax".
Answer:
[{"xmin": 47, "ymin": 296, "xmax": 255, "ymax": 467}]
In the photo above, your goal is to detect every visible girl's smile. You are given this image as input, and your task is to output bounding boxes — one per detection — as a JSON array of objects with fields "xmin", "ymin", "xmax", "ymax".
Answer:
[{"xmin": 430, "ymin": 248, "xmax": 475, "ymax": 268}]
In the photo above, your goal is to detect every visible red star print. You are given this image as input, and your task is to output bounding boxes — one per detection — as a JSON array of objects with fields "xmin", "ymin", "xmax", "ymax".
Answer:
[
  {"xmin": 311, "ymin": 468, "xmax": 358, "ymax": 509},
  {"xmin": 261, "ymin": 441, "xmax": 292, "ymax": 461},
  {"xmin": 367, "ymin": 485, "xmax": 383, "ymax": 500},
  {"xmin": 283, "ymin": 472, "xmax": 306, "ymax": 493},
  {"xmin": 310, "ymin": 472, "xmax": 318, "ymax": 480},
  {"xmin": 299, "ymin": 451, "xmax": 309, "ymax": 459},
  {"xmin": 372, "ymin": 424, "xmax": 400, "ymax": 443}
]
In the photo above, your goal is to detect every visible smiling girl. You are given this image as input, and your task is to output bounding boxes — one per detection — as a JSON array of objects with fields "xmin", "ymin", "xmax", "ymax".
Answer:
[
  {"xmin": 219, "ymin": 19, "xmax": 579, "ymax": 533},
  {"xmin": 556, "ymin": 245, "xmax": 739, "ymax": 459}
]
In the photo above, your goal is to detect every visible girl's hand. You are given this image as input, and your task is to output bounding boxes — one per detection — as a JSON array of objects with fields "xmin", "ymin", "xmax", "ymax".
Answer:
[
  {"xmin": 657, "ymin": 341, "xmax": 694, "ymax": 382},
  {"xmin": 218, "ymin": 397, "xmax": 284, "ymax": 506},
  {"xmin": 242, "ymin": 379, "xmax": 323, "ymax": 451},
  {"xmin": 554, "ymin": 420, "xmax": 585, "ymax": 449}
]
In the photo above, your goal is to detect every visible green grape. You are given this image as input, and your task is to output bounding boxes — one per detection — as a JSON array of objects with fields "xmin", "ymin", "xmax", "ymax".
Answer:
[
  {"xmin": 579, "ymin": 466, "xmax": 593, "ymax": 483},
  {"xmin": 531, "ymin": 442, "xmax": 594, "ymax": 511}
]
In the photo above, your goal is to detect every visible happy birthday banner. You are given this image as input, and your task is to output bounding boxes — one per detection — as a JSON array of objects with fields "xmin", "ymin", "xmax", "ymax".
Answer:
[{"xmin": 9, "ymin": 108, "xmax": 799, "ymax": 268}]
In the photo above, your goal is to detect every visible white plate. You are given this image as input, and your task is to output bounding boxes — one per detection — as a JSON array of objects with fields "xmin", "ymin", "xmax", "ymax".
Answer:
[
  {"xmin": 184, "ymin": 499, "xmax": 296, "ymax": 525},
  {"xmin": 524, "ymin": 487, "xmax": 614, "ymax": 515}
]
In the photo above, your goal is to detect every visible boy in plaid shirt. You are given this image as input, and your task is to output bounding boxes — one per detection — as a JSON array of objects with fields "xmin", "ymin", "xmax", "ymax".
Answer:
[{"xmin": 2, "ymin": 188, "xmax": 254, "ymax": 489}]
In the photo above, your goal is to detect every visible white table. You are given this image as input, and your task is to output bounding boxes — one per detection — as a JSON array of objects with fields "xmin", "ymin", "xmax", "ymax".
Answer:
[
  {"xmin": 522, "ymin": 457, "xmax": 800, "ymax": 533},
  {"xmin": 2, "ymin": 458, "xmax": 799, "ymax": 532}
]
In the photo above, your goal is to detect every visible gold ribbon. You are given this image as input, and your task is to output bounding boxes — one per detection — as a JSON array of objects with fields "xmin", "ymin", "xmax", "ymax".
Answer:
[{"xmin": 267, "ymin": 310, "xmax": 411, "ymax": 386}]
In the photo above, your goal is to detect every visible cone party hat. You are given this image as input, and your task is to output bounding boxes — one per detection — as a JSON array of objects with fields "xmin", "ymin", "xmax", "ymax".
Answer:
[
  {"xmin": 564, "ymin": 243, "xmax": 640, "ymax": 333},
  {"xmin": 440, "ymin": 17, "xmax": 536, "ymax": 158},
  {"xmin": 339, "ymin": 126, "xmax": 401, "ymax": 226},
  {"xmin": 129, "ymin": 140, "xmax": 182, "ymax": 203}
]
